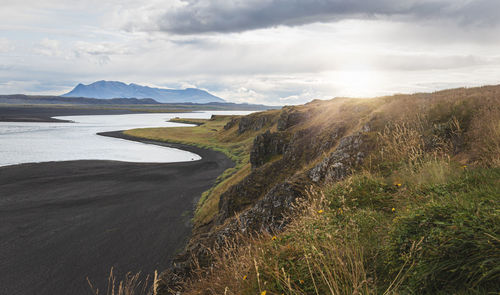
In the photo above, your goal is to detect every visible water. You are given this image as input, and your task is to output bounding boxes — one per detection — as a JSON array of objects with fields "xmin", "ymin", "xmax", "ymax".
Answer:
[{"xmin": 0, "ymin": 111, "xmax": 251, "ymax": 167}]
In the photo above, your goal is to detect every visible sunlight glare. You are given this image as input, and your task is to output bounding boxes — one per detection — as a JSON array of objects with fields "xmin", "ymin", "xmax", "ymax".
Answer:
[{"xmin": 332, "ymin": 69, "xmax": 385, "ymax": 98}]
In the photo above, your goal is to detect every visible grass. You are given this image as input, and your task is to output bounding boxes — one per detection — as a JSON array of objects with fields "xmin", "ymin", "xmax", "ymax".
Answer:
[
  {"xmin": 175, "ymin": 87, "xmax": 500, "ymax": 293},
  {"xmin": 169, "ymin": 117, "xmax": 209, "ymax": 125},
  {"xmin": 181, "ymin": 164, "xmax": 500, "ymax": 295},
  {"xmin": 87, "ymin": 268, "xmax": 158, "ymax": 295},
  {"xmin": 120, "ymin": 85, "xmax": 500, "ymax": 294}
]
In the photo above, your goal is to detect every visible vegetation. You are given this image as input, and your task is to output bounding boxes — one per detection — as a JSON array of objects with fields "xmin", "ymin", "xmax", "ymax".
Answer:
[
  {"xmin": 87, "ymin": 268, "xmax": 158, "ymax": 295},
  {"xmin": 168, "ymin": 118, "xmax": 209, "ymax": 125},
  {"xmin": 125, "ymin": 85, "xmax": 500, "ymax": 294},
  {"xmin": 181, "ymin": 165, "xmax": 499, "ymax": 294}
]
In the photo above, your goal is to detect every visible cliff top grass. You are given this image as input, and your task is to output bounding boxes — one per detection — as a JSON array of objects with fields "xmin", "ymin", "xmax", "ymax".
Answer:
[
  {"xmin": 168, "ymin": 117, "xmax": 209, "ymax": 125},
  {"xmin": 125, "ymin": 85, "xmax": 500, "ymax": 231}
]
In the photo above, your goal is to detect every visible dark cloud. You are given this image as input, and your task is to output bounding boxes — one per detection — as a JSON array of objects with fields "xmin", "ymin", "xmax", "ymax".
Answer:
[{"xmin": 153, "ymin": 0, "xmax": 500, "ymax": 34}]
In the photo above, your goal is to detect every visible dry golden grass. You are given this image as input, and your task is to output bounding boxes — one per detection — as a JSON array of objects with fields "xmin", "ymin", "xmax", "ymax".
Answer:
[
  {"xmin": 87, "ymin": 268, "xmax": 158, "ymax": 295},
  {"xmin": 377, "ymin": 120, "xmax": 426, "ymax": 167},
  {"xmin": 467, "ymin": 101, "xmax": 500, "ymax": 166},
  {"xmin": 183, "ymin": 191, "xmax": 379, "ymax": 295},
  {"xmin": 155, "ymin": 85, "xmax": 500, "ymax": 294},
  {"xmin": 125, "ymin": 85, "xmax": 500, "ymax": 230}
]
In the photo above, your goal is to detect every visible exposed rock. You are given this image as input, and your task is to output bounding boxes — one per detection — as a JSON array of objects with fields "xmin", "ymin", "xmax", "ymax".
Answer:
[
  {"xmin": 250, "ymin": 131, "xmax": 288, "ymax": 168},
  {"xmin": 216, "ymin": 158, "xmax": 289, "ymax": 224},
  {"xmin": 223, "ymin": 117, "xmax": 239, "ymax": 130},
  {"xmin": 277, "ymin": 107, "xmax": 308, "ymax": 131},
  {"xmin": 319, "ymin": 126, "xmax": 347, "ymax": 152},
  {"xmin": 233, "ymin": 179, "xmax": 306, "ymax": 233},
  {"xmin": 238, "ymin": 115, "xmax": 270, "ymax": 134},
  {"xmin": 176, "ymin": 178, "xmax": 307, "ymax": 279},
  {"xmin": 308, "ymin": 132, "xmax": 370, "ymax": 183},
  {"xmin": 158, "ymin": 112, "xmax": 376, "ymax": 294},
  {"xmin": 281, "ymin": 126, "xmax": 347, "ymax": 166}
]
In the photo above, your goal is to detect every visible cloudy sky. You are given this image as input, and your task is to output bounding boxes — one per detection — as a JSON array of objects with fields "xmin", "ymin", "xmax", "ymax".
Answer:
[{"xmin": 1, "ymin": 0, "xmax": 499, "ymax": 105}]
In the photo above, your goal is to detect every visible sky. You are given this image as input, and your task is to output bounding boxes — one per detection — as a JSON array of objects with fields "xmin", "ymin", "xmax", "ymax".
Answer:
[{"xmin": 1, "ymin": 0, "xmax": 500, "ymax": 105}]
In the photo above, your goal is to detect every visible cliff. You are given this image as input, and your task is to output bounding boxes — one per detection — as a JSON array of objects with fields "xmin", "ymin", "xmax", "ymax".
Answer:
[{"xmin": 127, "ymin": 85, "xmax": 500, "ymax": 294}]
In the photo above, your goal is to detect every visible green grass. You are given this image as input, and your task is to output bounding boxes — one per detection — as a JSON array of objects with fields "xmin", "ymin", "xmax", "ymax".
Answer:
[
  {"xmin": 183, "ymin": 163, "xmax": 500, "ymax": 294},
  {"xmin": 387, "ymin": 168, "xmax": 500, "ymax": 294},
  {"xmin": 169, "ymin": 118, "xmax": 208, "ymax": 125}
]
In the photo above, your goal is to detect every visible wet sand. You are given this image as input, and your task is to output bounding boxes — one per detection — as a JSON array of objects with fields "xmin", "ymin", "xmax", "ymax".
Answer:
[{"xmin": 0, "ymin": 132, "xmax": 233, "ymax": 295}]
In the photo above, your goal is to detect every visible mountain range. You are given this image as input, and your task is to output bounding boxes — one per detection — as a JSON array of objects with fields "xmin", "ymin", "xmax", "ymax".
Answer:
[{"xmin": 62, "ymin": 81, "xmax": 225, "ymax": 103}]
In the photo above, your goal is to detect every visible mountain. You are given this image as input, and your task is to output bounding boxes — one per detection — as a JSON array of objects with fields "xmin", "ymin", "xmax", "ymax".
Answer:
[{"xmin": 61, "ymin": 81, "xmax": 225, "ymax": 103}]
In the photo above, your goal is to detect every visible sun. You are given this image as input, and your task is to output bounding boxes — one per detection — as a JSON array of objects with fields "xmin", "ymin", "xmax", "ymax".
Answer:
[{"xmin": 330, "ymin": 69, "xmax": 385, "ymax": 98}]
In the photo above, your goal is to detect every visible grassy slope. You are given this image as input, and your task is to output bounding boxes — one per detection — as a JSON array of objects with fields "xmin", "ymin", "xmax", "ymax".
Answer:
[
  {"xmin": 125, "ymin": 85, "xmax": 500, "ymax": 294},
  {"xmin": 181, "ymin": 86, "xmax": 499, "ymax": 294},
  {"xmin": 185, "ymin": 165, "xmax": 499, "ymax": 294}
]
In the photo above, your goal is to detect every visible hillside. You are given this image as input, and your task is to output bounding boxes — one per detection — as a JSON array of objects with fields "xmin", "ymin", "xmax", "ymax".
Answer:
[
  {"xmin": 62, "ymin": 81, "xmax": 225, "ymax": 103},
  {"xmin": 123, "ymin": 85, "xmax": 500, "ymax": 294}
]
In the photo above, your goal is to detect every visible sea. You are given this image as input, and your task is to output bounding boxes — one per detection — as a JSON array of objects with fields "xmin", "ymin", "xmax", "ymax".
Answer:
[{"xmin": 0, "ymin": 111, "xmax": 251, "ymax": 167}]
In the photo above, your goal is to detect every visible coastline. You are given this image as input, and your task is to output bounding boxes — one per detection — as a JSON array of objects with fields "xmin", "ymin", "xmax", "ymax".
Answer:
[
  {"xmin": 0, "ymin": 132, "xmax": 234, "ymax": 295},
  {"xmin": 98, "ymin": 130, "xmax": 209, "ymax": 158}
]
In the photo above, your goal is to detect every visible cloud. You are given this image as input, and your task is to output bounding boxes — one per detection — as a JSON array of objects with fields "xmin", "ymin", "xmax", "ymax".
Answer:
[
  {"xmin": 73, "ymin": 41, "xmax": 133, "ymax": 65},
  {"xmin": 1, "ymin": 1, "xmax": 500, "ymax": 104},
  {"xmin": 121, "ymin": 0, "xmax": 500, "ymax": 35},
  {"xmin": 33, "ymin": 38, "xmax": 62, "ymax": 57},
  {"xmin": 0, "ymin": 38, "xmax": 14, "ymax": 53},
  {"xmin": 0, "ymin": 80, "xmax": 66, "ymax": 95}
]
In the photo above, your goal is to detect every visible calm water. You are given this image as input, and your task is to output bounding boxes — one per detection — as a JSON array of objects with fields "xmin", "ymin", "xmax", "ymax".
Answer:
[{"xmin": 0, "ymin": 111, "xmax": 251, "ymax": 167}]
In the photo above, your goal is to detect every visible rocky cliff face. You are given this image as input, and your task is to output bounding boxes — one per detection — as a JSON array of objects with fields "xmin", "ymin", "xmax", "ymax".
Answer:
[
  {"xmin": 223, "ymin": 112, "xmax": 278, "ymax": 134},
  {"xmin": 159, "ymin": 102, "xmax": 376, "ymax": 293},
  {"xmin": 250, "ymin": 131, "xmax": 288, "ymax": 168},
  {"xmin": 277, "ymin": 106, "xmax": 309, "ymax": 131},
  {"xmin": 157, "ymin": 85, "xmax": 500, "ymax": 294},
  {"xmin": 309, "ymin": 130, "xmax": 371, "ymax": 184}
]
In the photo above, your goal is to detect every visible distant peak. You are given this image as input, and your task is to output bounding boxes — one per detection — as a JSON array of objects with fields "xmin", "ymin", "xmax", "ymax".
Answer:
[{"xmin": 61, "ymin": 80, "xmax": 225, "ymax": 103}]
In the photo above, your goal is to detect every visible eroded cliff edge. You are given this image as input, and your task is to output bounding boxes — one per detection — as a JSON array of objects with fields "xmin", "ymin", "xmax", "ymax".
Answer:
[{"xmin": 132, "ymin": 85, "xmax": 500, "ymax": 294}]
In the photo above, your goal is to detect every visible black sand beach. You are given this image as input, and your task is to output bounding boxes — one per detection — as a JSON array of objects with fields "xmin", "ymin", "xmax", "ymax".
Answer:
[{"xmin": 0, "ymin": 132, "xmax": 233, "ymax": 295}]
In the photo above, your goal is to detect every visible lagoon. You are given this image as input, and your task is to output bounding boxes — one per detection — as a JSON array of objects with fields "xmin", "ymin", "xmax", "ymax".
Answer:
[{"xmin": 0, "ymin": 111, "xmax": 251, "ymax": 167}]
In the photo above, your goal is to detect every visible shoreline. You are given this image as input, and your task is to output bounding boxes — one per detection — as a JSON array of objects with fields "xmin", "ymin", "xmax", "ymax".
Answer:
[
  {"xmin": 98, "ymin": 130, "xmax": 209, "ymax": 160},
  {"xmin": 0, "ymin": 132, "xmax": 234, "ymax": 295}
]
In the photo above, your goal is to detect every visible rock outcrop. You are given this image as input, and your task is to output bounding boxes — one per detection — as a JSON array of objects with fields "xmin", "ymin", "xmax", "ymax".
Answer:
[
  {"xmin": 158, "ymin": 103, "xmax": 375, "ymax": 294},
  {"xmin": 250, "ymin": 131, "xmax": 288, "ymax": 168},
  {"xmin": 223, "ymin": 117, "xmax": 238, "ymax": 130},
  {"xmin": 238, "ymin": 114, "xmax": 274, "ymax": 134},
  {"xmin": 308, "ymin": 132, "xmax": 369, "ymax": 183},
  {"xmin": 277, "ymin": 106, "xmax": 308, "ymax": 131}
]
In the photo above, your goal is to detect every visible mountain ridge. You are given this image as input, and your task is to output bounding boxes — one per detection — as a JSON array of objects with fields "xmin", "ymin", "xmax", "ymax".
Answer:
[{"xmin": 62, "ymin": 81, "xmax": 225, "ymax": 103}]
